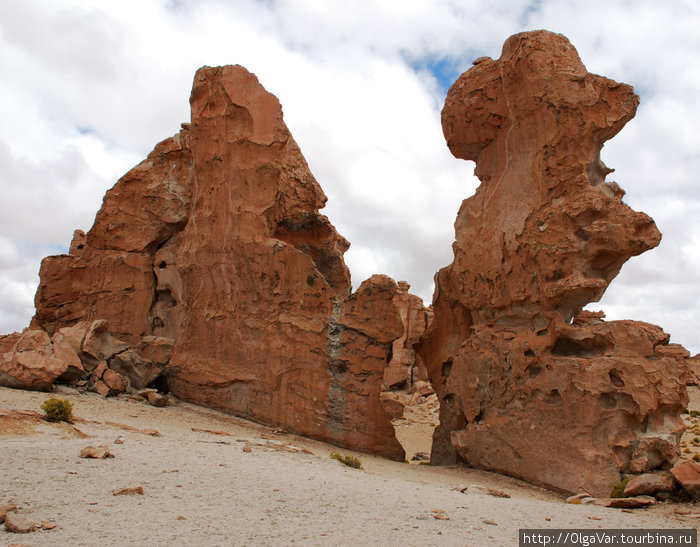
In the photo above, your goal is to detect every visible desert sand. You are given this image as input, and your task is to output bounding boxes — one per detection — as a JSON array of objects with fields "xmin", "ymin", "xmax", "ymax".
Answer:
[{"xmin": 1, "ymin": 385, "xmax": 698, "ymax": 546}]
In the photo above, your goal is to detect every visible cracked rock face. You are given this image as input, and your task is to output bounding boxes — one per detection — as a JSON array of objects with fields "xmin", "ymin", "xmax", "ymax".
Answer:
[
  {"xmin": 27, "ymin": 65, "xmax": 405, "ymax": 460},
  {"xmin": 417, "ymin": 30, "xmax": 688, "ymax": 495}
]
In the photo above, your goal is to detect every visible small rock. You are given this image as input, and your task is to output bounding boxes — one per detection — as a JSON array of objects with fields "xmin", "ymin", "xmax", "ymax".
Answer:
[
  {"xmin": 0, "ymin": 504, "xmax": 18, "ymax": 523},
  {"xmin": 566, "ymin": 493, "xmax": 595, "ymax": 504},
  {"xmin": 486, "ymin": 488, "xmax": 510, "ymax": 499},
  {"xmin": 113, "ymin": 486, "xmax": 144, "ymax": 496},
  {"xmin": 145, "ymin": 391, "xmax": 168, "ymax": 407},
  {"xmin": 595, "ymin": 496, "xmax": 656, "ymax": 509},
  {"xmin": 623, "ymin": 473, "xmax": 674, "ymax": 497},
  {"xmin": 482, "ymin": 519, "xmax": 498, "ymax": 526},
  {"xmin": 411, "ymin": 452, "xmax": 430, "ymax": 462},
  {"xmin": 114, "ymin": 437, "xmax": 124, "ymax": 445},
  {"xmin": 4, "ymin": 512, "xmax": 37, "ymax": 533},
  {"xmin": 242, "ymin": 446, "xmax": 252, "ymax": 453},
  {"xmin": 41, "ymin": 520, "xmax": 56, "ymax": 530},
  {"xmin": 432, "ymin": 509, "xmax": 449, "ymax": 520},
  {"xmin": 80, "ymin": 444, "xmax": 113, "ymax": 459}
]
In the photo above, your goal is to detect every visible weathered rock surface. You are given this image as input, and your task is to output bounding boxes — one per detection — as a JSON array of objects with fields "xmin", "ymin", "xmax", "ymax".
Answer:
[
  {"xmin": 417, "ymin": 30, "xmax": 688, "ymax": 496},
  {"xmin": 383, "ymin": 281, "xmax": 431, "ymax": 389},
  {"xmin": 0, "ymin": 329, "xmax": 71, "ymax": 391},
  {"xmin": 13, "ymin": 65, "xmax": 406, "ymax": 460}
]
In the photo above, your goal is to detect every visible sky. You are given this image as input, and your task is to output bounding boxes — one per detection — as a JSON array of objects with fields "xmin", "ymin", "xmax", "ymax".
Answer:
[{"xmin": 0, "ymin": 0, "xmax": 698, "ymax": 354}]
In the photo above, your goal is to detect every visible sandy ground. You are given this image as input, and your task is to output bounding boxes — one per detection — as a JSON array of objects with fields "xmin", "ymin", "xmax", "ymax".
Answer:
[{"xmin": 2, "ymin": 386, "xmax": 699, "ymax": 546}]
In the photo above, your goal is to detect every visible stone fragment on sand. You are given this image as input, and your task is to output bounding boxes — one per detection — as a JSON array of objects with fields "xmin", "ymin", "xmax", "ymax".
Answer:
[
  {"xmin": 566, "ymin": 493, "xmax": 595, "ymax": 504},
  {"xmin": 80, "ymin": 444, "xmax": 113, "ymax": 459},
  {"xmin": 595, "ymin": 496, "xmax": 656, "ymax": 508},
  {"xmin": 41, "ymin": 520, "xmax": 56, "ymax": 530},
  {"xmin": 113, "ymin": 486, "xmax": 144, "ymax": 496},
  {"xmin": 4, "ymin": 511, "xmax": 37, "ymax": 533},
  {"xmin": 671, "ymin": 461, "xmax": 700, "ymax": 499},
  {"xmin": 623, "ymin": 474, "xmax": 674, "ymax": 497},
  {"xmin": 0, "ymin": 504, "xmax": 18, "ymax": 523},
  {"xmin": 145, "ymin": 391, "xmax": 168, "ymax": 407}
]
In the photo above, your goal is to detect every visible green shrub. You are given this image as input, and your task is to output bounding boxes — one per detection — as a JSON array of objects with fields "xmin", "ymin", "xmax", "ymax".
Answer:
[
  {"xmin": 610, "ymin": 477, "xmax": 631, "ymax": 498},
  {"xmin": 330, "ymin": 452, "xmax": 363, "ymax": 469},
  {"xmin": 41, "ymin": 398, "xmax": 73, "ymax": 423}
]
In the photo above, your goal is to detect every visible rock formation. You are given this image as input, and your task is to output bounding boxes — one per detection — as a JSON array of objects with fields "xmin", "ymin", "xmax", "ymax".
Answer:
[
  {"xmin": 4, "ymin": 65, "xmax": 406, "ymax": 460},
  {"xmin": 383, "ymin": 281, "xmax": 432, "ymax": 389},
  {"xmin": 417, "ymin": 30, "xmax": 688, "ymax": 495}
]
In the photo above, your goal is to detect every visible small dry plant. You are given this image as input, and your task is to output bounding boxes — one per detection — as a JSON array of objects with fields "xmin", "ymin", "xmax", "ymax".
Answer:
[
  {"xmin": 330, "ymin": 452, "xmax": 363, "ymax": 469},
  {"xmin": 41, "ymin": 398, "xmax": 74, "ymax": 423}
]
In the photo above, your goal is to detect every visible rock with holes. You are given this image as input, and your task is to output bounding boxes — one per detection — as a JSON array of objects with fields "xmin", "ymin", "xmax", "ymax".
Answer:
[
  {"xmin": 416, "ymin": 30, "xmax": 688, "ymax": 496},
  {"xmin": 26, "ymin": 64, "xmax": 406, "ymax": 460}
]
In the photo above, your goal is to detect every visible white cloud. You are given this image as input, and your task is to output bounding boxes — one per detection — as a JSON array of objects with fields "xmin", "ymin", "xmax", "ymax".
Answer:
[{"xmin": 0, "ymin": 0, "xmax": 698, "ymax": 354}]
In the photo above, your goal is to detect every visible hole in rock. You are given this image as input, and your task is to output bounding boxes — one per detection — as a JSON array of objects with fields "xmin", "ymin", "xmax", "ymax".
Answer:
[
  {"xmin": 149, "ymin": 373, "xmax": 170, "ymax": 394},
  {"xmin": 552, "ymin": 334, "xmax": 612, "ymax": 358},
  {"xmin": 609, "ymin": 368, "xmax": 625, "ymax": 387},
  {"xmin": 158, "ymin": 261, "xmax": 167, "ymax": 269}
]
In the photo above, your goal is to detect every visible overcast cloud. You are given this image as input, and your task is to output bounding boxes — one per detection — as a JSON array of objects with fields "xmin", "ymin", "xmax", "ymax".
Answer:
[{"xmin": 0, "ymin": 0, "xmax": 698, "ymax": 354}]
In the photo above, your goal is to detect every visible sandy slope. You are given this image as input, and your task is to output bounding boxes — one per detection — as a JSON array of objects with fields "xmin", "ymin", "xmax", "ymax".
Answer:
[{"xmin": 1, "ymin": 386, "xmax": 698, "ymax": 546}]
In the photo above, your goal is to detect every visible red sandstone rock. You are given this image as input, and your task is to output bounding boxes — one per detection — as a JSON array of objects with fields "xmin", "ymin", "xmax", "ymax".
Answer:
[
  {"xmin": 0, "ymin": 332, "xmax": 20, "ymax": 354},
  {"xmin": 623, "ymin": 474, "xmax": 673, "ymax": 497},
  {"xmin": 380, "ymin": 393, "xmax": 405, "ymax": 420},
  {"xmin": 102, "ymin": 368, "xmax": 128, "ymax": 395},
  {"xmin": 671, "ymin": 461, "xmax": 700, "ymax": 499},
  {"xmin": 82, "ymin": 320, "xmax": 129, "ymax": 363},
  {"xmin": 417, "ymin": 30, "xmax": 688, "ymax": 496},
  {"xmin": 25, "ymin": 64, "xmax": 405, "ymax": 460},
  {"xmin": 383, "ymin": 281, "xmax": 431, "ymax": 389},
  {"xmin": 0, "ymin": 329, "xmax": 70, "ymax": 391}
]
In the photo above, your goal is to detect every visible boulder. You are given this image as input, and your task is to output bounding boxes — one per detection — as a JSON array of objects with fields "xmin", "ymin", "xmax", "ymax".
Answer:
[
  {"xmin": 416, "ymin": 30, "xmax": 688, "ymax": 496},
  {"xmin": 102, "ymin": 369, "xmax": 128, "ymax": 395},
  {"xmin": 671, "ymin": 461, "xmax": 700, "ymax": 499},
  {"xmin": 82, "ymin": 320, "xmax": 129, "ymax": 362},
  {"xmin": 623, "ymin": 474, "xmax": 674, "ymax": 497},
  {"xmin": 0, "ymin": 329, "xmax": 68, "ymax": 391},
  {"xmin": 380, "ymin": 394, "xmax": 405, "ymax": 420},
  {"xmin": 109, "ymin": 349, "xmax": 163, "ymax": 390}
]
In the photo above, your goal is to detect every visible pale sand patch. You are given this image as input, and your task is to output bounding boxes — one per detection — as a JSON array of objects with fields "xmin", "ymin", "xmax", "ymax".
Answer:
[{"xmin": 1, "ymin": 385, "xmax": 698, "ymax": 546}]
